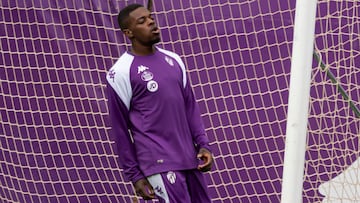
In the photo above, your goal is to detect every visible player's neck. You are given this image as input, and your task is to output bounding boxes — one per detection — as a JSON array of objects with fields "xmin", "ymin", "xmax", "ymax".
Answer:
[{"xmin": 131, "ymin": 44, "xmax": 156, "ymax": 56}]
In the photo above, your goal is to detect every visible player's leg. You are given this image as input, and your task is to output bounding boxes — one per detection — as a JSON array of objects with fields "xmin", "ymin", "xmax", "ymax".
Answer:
[
  {"xmin": 185, "ymin": 169, "xmax": 212, "ymax": 203},
  {"xmin": 147, "ymin": 171, "xmax": 192, "ymax": 203}
]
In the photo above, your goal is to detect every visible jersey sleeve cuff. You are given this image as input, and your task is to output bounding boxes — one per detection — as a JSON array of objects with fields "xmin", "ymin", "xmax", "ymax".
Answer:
[
  {"xmin": 131, "ymin": 173, "xmax": 146, "ymax": 185},
  {"xmin": 198, "ymin": 143, "xmax": 212, "ymax": 153}
]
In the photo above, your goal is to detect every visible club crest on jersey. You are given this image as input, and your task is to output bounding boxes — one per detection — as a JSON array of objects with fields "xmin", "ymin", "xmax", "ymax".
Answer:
[
  {"xmin": 165, "ymin": 56, "xmax": 174, "ymax": 66},
  {"xmin": 166, "ymin": 171, "xmax": 176, "ymax": 184},
  {"xmin": 147, "ymin": 80, "xmax": 158, "ymax": 92},
  {"xmin": 141, "ymin": 71, "xmax": 154, "ymax": 81},
  {"xmin": 137, "ymin": 65, "xmax": 149, "ymax": 74}
]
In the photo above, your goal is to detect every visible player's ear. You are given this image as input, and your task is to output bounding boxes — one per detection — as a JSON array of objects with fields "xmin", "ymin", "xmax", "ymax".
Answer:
[{"xmin": 123, "ymin": 29, "xmax": 134, "ymax": 38}]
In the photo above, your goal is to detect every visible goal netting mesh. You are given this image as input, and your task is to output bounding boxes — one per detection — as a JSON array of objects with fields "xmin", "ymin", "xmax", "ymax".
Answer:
[{"xmin": 0, "ymin": 0, "xmax": 358, "ymax": 202}]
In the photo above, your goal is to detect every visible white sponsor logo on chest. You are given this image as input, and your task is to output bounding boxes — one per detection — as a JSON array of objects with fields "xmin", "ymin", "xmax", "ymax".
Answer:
[
  {"xmin": 147, "ymin": 80, "xmax": 158, "ymax": 92},
  {"xmin": 137, "ymin": 65, "xmax": 149, "ymax": 74}
]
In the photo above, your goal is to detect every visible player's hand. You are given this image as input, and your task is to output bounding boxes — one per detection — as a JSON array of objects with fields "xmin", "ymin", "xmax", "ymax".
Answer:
[
  {"xmin": 197, "ymin": 147, "xmax": 213, "ymax": 172},
  {"xmin": 134, "ymin": 178, "xmax": 155, "ymax": 200}
]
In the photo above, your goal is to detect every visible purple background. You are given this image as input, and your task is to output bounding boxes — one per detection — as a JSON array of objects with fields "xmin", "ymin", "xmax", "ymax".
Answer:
[{"xmin": 0, "ymin": 0, "xmax": 359, "ymax": 203}]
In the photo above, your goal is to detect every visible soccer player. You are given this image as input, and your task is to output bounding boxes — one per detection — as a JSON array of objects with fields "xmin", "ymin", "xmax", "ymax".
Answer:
[{"xmin": 106, "ymin": 3, "xmax": 213, "ymax": 202}]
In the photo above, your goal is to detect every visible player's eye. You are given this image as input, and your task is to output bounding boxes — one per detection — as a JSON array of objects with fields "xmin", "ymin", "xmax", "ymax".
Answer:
[{"xmin": 137, "ymin": 17, "xmax": 145, "ymax": 24}]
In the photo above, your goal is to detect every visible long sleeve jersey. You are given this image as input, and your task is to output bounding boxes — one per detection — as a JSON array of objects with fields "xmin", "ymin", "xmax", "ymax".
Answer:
[{"xmin": 106, "ymin": 47, "xmax": 210, "ymax": 183}]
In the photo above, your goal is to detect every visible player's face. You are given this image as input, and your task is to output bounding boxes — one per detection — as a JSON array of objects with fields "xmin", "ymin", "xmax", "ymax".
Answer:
[{"xmin": 127, "ymin": 7, "xmax": 160, "ymax": 46}]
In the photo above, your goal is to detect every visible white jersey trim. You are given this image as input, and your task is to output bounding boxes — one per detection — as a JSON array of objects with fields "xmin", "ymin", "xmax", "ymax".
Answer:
[
  {"xmin": 157, "ymin": 47, "xmax": 187, "ymax": 88},
  {"xmin": 106, "ymin": 53, "xmax": 134, "ymax": 110},
  {"xmin": 147, "ymin": 174, "xmax": 170, "ymax": 203}
]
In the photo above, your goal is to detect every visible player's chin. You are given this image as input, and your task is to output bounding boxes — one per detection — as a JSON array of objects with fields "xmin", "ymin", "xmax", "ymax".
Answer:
[
  {"xmin": 144, "ymin": 37, "xmax": 160, "ymax": 47},
  {"xmin": 151, "ymin": 36, "xmax": 161, "ymax": 44}
]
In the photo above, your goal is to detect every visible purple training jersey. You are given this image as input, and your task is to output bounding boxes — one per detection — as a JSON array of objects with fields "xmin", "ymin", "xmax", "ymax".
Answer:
[{"xmin": 106, "ymin": 47, "xmax": 210, "ymax": 183}]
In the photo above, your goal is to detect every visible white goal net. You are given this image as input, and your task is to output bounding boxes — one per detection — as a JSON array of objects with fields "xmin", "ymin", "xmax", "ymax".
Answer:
[{"xmin": 0, "ymin": 0, "xmax": 358, "ymax": 203}]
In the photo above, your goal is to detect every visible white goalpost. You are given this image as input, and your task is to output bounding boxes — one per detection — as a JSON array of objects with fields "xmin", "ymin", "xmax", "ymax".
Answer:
[
  {"xmin": 0, "ymin": 0, "xmax": 359, "ymax": 203},
  {"xmin": 280, "ymin": 0, "xmax": 318, "ymax": 202}
]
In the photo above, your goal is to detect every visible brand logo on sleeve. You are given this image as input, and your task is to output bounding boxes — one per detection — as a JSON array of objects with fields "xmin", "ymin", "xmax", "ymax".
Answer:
[{"xmin": 108, "ymin": 69, "xmax": 116, "ymax": 82}]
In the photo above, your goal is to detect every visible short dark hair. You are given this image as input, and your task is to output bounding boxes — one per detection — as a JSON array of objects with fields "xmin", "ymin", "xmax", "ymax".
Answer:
[{"xmin": 118, "ymin": 4, "xmax": 144, "ymax": 30}]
